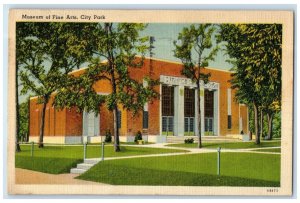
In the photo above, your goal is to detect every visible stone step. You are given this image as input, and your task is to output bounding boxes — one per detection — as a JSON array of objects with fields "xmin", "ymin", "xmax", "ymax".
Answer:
[
  {"xmin": 77, "ymin": 163, "xmax": 94, "ymax": 170},
  {"xmin": 84, "ymin": 159, "xmax": 101, "ymax": 164},
  {"xmin": 70, "ymin": 168, "xmax": 86, "ymax": 174}
]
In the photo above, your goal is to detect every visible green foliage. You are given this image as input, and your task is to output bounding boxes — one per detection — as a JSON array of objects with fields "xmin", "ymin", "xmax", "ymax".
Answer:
[
  {"xmin": 134, "ymin": 131, "xmax": 143, "ymax": 142},
  {"xmin": 16, "ymin": 22, "xmax": 96, "ymax": 146},
  {"xmin": 174, "ymin": 24, "xmax": 219, "ymax": 83},
  {"xmin": 173, "ymin": 24, "xmax": 219, "ymax": 148},
  {"xmin": 105, "ymin": 130, "xmax": 112, "ymax": 143},
  {"xmin": 184, "ymin": 138, "xmax": 194, "ymax": 144},
  {"xmin": 78, "ymin": 153, "xmax": 280, "ymax": 186},
  {"xmin": 54, "ymin": 23, "xmax": 159, "ymax": 115},
  {"xmin": 218, "ymin": 24, "xmax": 282, "ymax": 141},
  {"xmin": 272, "ymin": 112, "xmax": 281, "ymax": 138},
  {"xmin": 18, "ymin": 100, "xmax": 29, "ymax": 142}
]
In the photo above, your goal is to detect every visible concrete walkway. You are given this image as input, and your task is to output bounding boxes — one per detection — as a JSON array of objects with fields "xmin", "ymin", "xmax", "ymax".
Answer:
[
  {"xmin": 15, "ymin": 168, "xmax": 106, "ymax": 185},
  {"xmin": 84, "ymin": 143, "xmax": 281, "ymax": 164}
]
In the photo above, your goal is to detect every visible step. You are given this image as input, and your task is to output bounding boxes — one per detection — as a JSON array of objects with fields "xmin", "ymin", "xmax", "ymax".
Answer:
[
  {"xmin": 84, "ymin": 159, "xmax": 101, "ymax": 164},
  {"xmin": 70, "ymin": 168, "xmax": 86, "ymax": 174},
  {"xmin": 77, "ymin": 163, "xmax": 94, "ymax": 170}
]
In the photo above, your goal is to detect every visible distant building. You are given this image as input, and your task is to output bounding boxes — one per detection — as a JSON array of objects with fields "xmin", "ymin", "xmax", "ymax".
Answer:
[{"xmin": 29, "ymin": 58, "xmax": 248, "ymax": 144}]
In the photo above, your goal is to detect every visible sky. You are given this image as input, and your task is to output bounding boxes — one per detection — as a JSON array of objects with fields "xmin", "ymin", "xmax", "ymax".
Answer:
[
  {"xmin": 18, "ymin": 23, "xmax": 232, "ymax": 103},
  {"xmin": 141, "ymin": 23, "xmax": 232, "ymax": 70}
]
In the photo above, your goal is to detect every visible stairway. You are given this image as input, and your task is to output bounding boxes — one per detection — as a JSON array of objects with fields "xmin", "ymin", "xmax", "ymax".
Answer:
[{"xmin": 70, "ymin": 159, "xmax": 101, "ymax": 174}]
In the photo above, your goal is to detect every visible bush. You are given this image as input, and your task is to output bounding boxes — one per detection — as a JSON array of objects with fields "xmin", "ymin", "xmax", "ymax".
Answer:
[
  {"xmin": 134, "ymin": 131, "xmax": 143, "ymax": 143},
  {"xmin": 184, "ymin": 138, "xmax": 194, "ymax": 144},
  {"xmin": 104, "ymin": 130, "xmax": 112, "ymax": 143}
]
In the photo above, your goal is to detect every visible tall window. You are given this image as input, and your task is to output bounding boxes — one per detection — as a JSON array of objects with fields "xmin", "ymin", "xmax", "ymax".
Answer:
[
  {"xmin": 204, "ymin": 90, "xmax": 214, "ymax": 118},
  {"xmin": 162, "ymin": 85, "xmax": 174, "ymax": 116},
  {"xmin": 184, "ymin": 88, "xmax": 195, "ymax": 135},
  {"xmin": 204, "ymin": 90, "xmax": 214, "ymax": 134},
  {"xmin": 162, "ymin": 85, "xmax": 174, "ymax": 135}
]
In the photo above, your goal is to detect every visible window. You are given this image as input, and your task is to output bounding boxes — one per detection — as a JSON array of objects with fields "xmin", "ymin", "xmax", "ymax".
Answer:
[
  {"xmin": 117, "ymin": 110, "xmax": 121, "ymax": 128},
  {"xmin": 205, "ymin": 117, "xmax": 213, "ymax": 132},
  {"xmin": 162, "ymin": 85, "xmax": 174, "ymax": 116},
  {"xmin": 162, "ymin": 116, "xmax": 174, "ymax": 134},
  {"xmin": 204, "ymin": 90, "xmax": 214, "ymax": 117},
  {"xmin": 161, "ymin": 85, "xmax": 174, "ymax": 135},
  {"xmin": 184, "ymin": 88, "xmax": 195, "ymax": 117},
  {"xmin": 228, "ymin": 115, "xmax": 232, "ymax": 129},
  {"xmin": 143, "ymin": 111, "xmax": 148, "ymax": 129}
]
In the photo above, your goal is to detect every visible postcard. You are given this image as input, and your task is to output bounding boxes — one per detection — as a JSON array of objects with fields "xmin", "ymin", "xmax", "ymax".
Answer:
[{"xmin": 7, "ymin": 9, "xmax": 293, "ymax": 196}]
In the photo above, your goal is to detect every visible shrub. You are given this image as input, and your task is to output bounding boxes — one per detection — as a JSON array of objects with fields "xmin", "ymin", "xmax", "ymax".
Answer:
[
  {"xmin": 134, "ymin": 131, "xmax": 143, "ymax": 143},
  {"xmin": 184, "ymin": 138, "xmax": 194, "ymax": 144},
  {"xmin": 104, "ymin": 130, "xmax": 112, "ymax": 143}
]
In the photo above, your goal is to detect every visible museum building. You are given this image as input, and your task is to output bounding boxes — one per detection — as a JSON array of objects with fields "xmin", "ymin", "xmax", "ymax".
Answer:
[{"xmin": 29, "ymin": 57, "xmax": 249, "ymax": 144}]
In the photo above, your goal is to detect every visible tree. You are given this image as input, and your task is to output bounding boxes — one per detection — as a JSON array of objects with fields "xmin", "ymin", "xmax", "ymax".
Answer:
[
  {"xmin": 54, "ymin": 23, "xmax": 159, "ymax": 152},
  {"xmin": 19, "ymin": 100, "xmax": 30, "ymax": 142},
  {"xmin": 218, "ymin": 24, "xmax": 282, "ymax": 144},
  {"xmin": 17, "ymin": 22, "xmax": 95, "ymax": 148},
  {"xmin": 174, "ymin": 24, "xmax": 219, "ymax": 148}
]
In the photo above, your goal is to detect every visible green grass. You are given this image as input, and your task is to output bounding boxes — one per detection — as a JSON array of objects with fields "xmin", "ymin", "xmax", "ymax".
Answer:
[
  {"xmin": 15, "ymin": 144, "xmax": 187, "ymax": 174},
  {"xmin": 78, "ymin": 152, "xmax": 280, "ymax": 186},
  {"xmin": 15, "ymin": 156, "xmax": 82, "ymax": 174},
  {"xmin": 167, "ymin": 140, "xmax": 281, "ymax": 149},
  {"xmin": 253, "ymin": 148, "xmax": 281, "ymax": 153}
]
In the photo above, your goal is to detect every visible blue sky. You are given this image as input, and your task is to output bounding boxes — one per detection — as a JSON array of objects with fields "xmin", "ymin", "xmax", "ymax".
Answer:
[{"xmin": 141, "ymin": 23, "xmax": 232, "ymax": 70}]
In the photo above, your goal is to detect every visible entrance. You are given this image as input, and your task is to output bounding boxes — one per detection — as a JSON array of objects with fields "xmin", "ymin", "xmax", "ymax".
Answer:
[
  {"xmin": 204, "ymin": 90, "xmax": 214, "ymax": 135},
  {"xmin": 161, "ymin": 85, "xmax": 174, "ymax": 135},
  {"xmin": 184, "ymin": 88, "xmax": 195, "ymax": 135},
  {"xmin": 82, "ymin": 110, "xmax": 100, "ymax": 137}
]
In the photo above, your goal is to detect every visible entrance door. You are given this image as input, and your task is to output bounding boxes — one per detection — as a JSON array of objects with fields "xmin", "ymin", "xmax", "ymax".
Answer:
[
  {"xmin": 184, "ymin": 88, "xmax": 195, "ymax": 136},
  {"xmin": 204, "ymin": 90, "xmax": 214, "ymax": 136},
  {"xmin": 161, "ymin": 85, "xmax": 174, "ymax": 136},
  {"xmin": 83, "ymin": 111, "xmax": 100, "ymax": 137}
]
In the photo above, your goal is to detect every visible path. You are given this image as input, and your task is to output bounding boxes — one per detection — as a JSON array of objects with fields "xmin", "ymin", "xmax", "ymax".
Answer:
[{"xmin": 15, "ymin": 168, "xmax": 107, "ymax": 185}]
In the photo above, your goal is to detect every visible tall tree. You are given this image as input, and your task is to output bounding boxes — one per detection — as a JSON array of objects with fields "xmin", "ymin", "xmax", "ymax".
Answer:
[
  {"xmin": 54, "ymin": 23, "xmax": 159, "ymax": 152},
  {"xmin": 19, "ymin": 100, "xmax": 30, "ymax": 142},
  {"xmin": 174, "ymin": 24, "xmax": 219, "ymax": 148},
  {"xmin": 17, "ymin": 22, "xmax": 95, "ymax": 148},
  {"xmin": 218, "ymin": 24, "xmax": 282, "ymax": 144}
]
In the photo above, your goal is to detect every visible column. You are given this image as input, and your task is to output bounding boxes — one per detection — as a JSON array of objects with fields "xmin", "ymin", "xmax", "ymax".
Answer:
[
  {"xmin": 194, "ymin": 89, "xmax": 199, "ymax": 137},
  {"xmin": 200, "ymin": 86, "xmax": 205, "ymax": 136},
  {"xmin": 213, "ymin": 88, "xmax": 219, "ymax": 136},
  {"xmin": 174, "ymin": 85, "xmax": 185, "ymax": 136}
]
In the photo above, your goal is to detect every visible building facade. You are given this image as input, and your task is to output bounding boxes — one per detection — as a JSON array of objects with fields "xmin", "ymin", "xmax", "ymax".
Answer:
[{"xmin": 29, "ymin": 58, "xmax": 249, "ymax": 144}]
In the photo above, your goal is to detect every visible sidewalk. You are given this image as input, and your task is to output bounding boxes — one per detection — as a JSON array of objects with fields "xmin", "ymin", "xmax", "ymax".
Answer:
[{"xmin": 15, "ymin": 168, "xmax": 107, "ymax": 185}]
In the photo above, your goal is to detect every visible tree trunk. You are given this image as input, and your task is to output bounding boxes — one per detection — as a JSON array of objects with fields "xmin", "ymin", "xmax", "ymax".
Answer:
[
  {"xmin": 253, "ymin": 103, "xmax": 260, "ymax": 144},
  {"xmin": 38, "ymin": 97, "xmax": 48, "ymax": 148},
  {"xmin": 197, "ymin": 82, "xmax": 202, "ymax": 148},
  {"xmin": 267, "ymin": 113, "xmax": 274, "ymax": 140},
  {"xmin": 260, "ymin": 109, "xmax": 264, "ymax": 138},
  {"xmin": 16, "ymin": 64, "xmax": 21, "ymax": 152},
  {"xmin": 113, "ymin": 105, "xmax": 120, "ymax": 152}
]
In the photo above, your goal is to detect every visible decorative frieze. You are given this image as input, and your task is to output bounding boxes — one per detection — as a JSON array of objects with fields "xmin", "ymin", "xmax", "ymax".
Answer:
[{"xmin": 160, "ymin": 75, "xmax": 219, "ymax": 90}]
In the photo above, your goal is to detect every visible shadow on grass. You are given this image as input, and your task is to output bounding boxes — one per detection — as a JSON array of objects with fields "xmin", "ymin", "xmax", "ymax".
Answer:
[{"xmin": 77, "ymin": 162, "xmax": 280, "ymax": 187}]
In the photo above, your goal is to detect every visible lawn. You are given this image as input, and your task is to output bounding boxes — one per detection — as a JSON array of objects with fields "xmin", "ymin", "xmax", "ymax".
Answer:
[
  {"xmin": 77, "ymin": 152, "xmax": 280, "ymax": 186},
  {"xmin": 167, "ymin": 140, "xmax": 281, "ymax": 149},
  {"xmin": 15, "ymin": 144, "xmax": 187, "ymax": 174}
]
